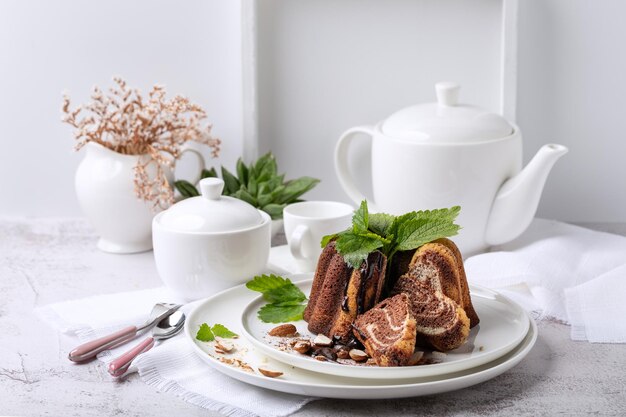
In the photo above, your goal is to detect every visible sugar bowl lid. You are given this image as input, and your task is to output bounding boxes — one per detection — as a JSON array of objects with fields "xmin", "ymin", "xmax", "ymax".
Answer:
[
  {"xmin": 157, "ymin": 178, "xmax": 264, "ymax": 233},
  {"xmin": 380, "ymin": 82, "xmax": 514, "ymax": 143}
]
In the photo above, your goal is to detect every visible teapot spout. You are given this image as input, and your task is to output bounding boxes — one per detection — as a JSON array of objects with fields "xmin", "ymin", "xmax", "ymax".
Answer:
[{"xmin": 485, "ymin": 144, "xmax": 568, "ymax": 246}]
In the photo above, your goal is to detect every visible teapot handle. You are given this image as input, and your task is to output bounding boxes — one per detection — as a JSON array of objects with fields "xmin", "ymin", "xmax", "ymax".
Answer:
[{"xmin": 334, "ymin": 125, "xmax": 378, "ymax": 210}]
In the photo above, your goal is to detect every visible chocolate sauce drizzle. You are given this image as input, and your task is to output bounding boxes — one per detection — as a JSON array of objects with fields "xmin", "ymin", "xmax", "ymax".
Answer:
[
  {"xmin": 340, "ymin": 265, "xmax": 354, "ymax": 312},
  {"xmin": 341, "ymin": 251, "xmax": 384, "ymax": 314}
]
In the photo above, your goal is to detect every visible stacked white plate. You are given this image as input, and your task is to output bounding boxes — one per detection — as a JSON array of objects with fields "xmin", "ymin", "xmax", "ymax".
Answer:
[{"xmin": 184, "ymin": 272, "xmax": 536, "ymax": 399}]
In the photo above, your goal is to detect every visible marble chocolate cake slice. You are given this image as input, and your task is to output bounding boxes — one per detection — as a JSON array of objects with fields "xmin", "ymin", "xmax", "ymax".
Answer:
[{"xmin": 352, "ymin": 293, "xmax": 417, "ymax": 366}]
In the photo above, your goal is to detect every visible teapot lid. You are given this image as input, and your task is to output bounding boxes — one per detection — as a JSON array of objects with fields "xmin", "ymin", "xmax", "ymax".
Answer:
[
  {"xmin": 157, "ymin": 178, "xmax": 264, "ymax": 233},
  {"xmin": 381, "ymin": 82, "xmax": 514, "ymax": 143}
]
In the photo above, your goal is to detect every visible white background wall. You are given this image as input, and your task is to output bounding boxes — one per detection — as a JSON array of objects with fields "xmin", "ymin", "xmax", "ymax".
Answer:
[
  {"xmin": 256, "ymin": 0, "xmax": 506, "ymax": 212},
  {"xmin": 0, "ymin": 0, "xmax": 245, "ymax": 216},
  {"xmin": 1, "ymin": 0, "xmax": 625, "ymax": 222},
  {"xmin": 516, "ymin": 0, "xmax": 626, "ymax": 222}
]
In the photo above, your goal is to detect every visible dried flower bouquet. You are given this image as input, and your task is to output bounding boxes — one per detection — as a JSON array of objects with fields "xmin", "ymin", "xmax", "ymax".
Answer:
[{"xmin": 62, "ymin": 77, "xmax": 221, "ymax": 209}]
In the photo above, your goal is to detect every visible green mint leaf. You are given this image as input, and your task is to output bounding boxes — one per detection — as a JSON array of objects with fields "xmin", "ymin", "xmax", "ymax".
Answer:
[
  {"xmin": 335, "ymin": 231, "xmax": 385, "ymax": 268},
  {"xmin": 246, "ymin": 274, "xmax": 291, "ymax": 293},
  {"xmin": 247, "ymin": 274, "xmax": 309, "ymax": 323},
  {"xmin": 389, "ymin": 206, "xmax": 461, "ymax": 251},
  {"xmin": 419, "ymin": 206, "xmax": 461, "ymax": 222},
  {"xmin": 368, "ymin": 212, "xmax": 396, "ymax": 237},
  {"xmin": 320, "ymin": 233, "xmax": 337, "ymax": 248},
  {"xmin": 387, "ymin": 211, "xmax": 418, "ymax": 239},
  {"xmin": 174, "ymin": 180, "xmax": 199, "ymax": 198},
  {"xmin": 258, "ymin": 303, "xmax": 307, "ymax": 323},
  {"xmin": 357, "ymin": 230, "xmax": 392, "ymax": 244},
  {"xmin": 264, "ymin": 284, "xmax": 306, "ymax": 304},
  {"xmin": 195, "ymin": 323, "xmax": 215, "ymax": 341},
  {"xmin": 352, "ymin": 200, "xmax": 369, "ymax": 233},
  {"xmin": 320, "ymin": 228, "xmax": 353, "ymax": 248},
  {"xmin": 211, "ymin": 324, "xmax": 238, "ymax": 339},
  {"xmin": 394, "ymin": 218, "xmax": 461, "ymax": 251},
  {"xmin": 246, "ymin": 274, "xmax": 306, "ymax": 304}
]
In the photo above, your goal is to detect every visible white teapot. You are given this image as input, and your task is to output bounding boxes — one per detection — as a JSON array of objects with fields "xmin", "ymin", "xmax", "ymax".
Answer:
[{"xmin": 335, "ymin": 82, "xmax": 568, "ymax": 256}]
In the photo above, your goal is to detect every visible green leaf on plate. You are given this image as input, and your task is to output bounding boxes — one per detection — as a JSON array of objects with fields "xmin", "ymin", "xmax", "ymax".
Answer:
[
  {"xmin": 257, "ymin": 302, "xmax": 307, "ymax": 323},
  {"xmin": 195, "ymin": 323, "xmax": 215, "ymax": 342},
  {"xmin": 211, "ymin": 324, "xmax": 238, "ymax": 339},
  {"xmin": 246, "ymin": 274, "xmax": 292, "ymax": 293},
  {"xmin": 263, "ymin": 284, "xmax": 306, "ymax": 304}
]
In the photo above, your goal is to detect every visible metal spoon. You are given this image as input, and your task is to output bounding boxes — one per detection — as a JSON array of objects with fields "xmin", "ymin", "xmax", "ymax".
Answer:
[
  {"xmin": 108, "ymin": 310, "xmax": 186, "ymax": 377},
  {"xmin": 68, "ymin": 302, "xmax": 181, "ymax": 363}
]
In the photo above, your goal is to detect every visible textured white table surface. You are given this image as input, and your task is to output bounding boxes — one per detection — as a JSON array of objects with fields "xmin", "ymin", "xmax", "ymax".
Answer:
[{"xmin": 1, "ymin": 218, "xmax": 625, "ymax": 417}]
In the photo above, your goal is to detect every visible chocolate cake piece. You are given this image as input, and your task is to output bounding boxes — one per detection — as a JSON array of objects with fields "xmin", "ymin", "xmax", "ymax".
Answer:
[
  {"xmin": 433, "ymin": 238, "xmax": 480, "ymax": 328},
  {"xmin": 392, "ymin": 251, "xmax": 471, "ymax": 351},
  {"xmin": 304, "ymin": 242, "xmax": 387, "ymax": 342},
  {"xmin": 392, "ymin": 238, "xmax": 479, "ymax": 328},
  {"xmin": 352, "ymin": 293, "xmax": 417, "ymax": 366}
]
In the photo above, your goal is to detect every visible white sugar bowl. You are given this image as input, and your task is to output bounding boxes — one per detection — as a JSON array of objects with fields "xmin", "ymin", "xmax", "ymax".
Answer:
[{"xmin": 152, "ymin": 177, "xmax": 271, "ymax": 301}]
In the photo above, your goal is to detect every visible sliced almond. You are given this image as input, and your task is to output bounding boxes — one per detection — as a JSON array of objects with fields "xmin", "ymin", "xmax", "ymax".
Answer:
[
  {"xmin": 407, "ymin": 351, "xmax": 424, "ymax": 366},
  {"xmin": 313, "ymin": 334, "xmax": 333, "ymax": 347},
  {"xmin": 268, "ymin": 324, "xmax": 298, "ymax": 337},
  {"xmin": 314, "ymin": 355, "xmax": 327, "ymax": 361},
  {"xmin": 215, "ymin": 338, "xmax": 234, "ymax": 352},
  {"xmin": 258, "ymin": 367, "xmax": 283, "ymax": 378},
  {"xmin": 348, "ymin": 349, "xmax": 368, "ymax": 362},
  {"xmin": 336, "ymin": 348, "xmax": 350, "ymax": 359},
  {"xmin": 293, "ymin": 340, "xmax": 312, "ymax": 354}
]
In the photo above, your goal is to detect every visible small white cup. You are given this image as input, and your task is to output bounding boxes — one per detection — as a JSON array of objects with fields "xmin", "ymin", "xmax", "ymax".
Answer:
[{"xmin": 283, "ymin": 201, "xmax": 354, "ymax": 272}]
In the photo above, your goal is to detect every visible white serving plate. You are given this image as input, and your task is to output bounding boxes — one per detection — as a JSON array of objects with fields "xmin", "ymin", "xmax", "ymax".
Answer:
[
  {"xmin": 185, "ymin": 278, "xmax": 537, "ymax": 399},
  {"xmin": 240, "ymin": 276, "xmax": 529, "ymax": 379}
]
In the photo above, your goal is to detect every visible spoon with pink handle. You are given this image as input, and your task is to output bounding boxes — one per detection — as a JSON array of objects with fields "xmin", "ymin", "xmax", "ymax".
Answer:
[
  {"xmin": 68, "ymin": 302, "xmax": 181, "ymax": 363},
  {"xmin": 108, "ymin": 310, "xmax": 186, "ymax": 377}
]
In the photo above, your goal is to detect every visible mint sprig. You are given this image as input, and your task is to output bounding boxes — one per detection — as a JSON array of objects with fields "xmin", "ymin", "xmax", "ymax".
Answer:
[
  {"xmin": 246, "ymin": 274, "xmax": 308, "ymax": 323},
  {"xmin": 212, "ymin": 324, "xmax": 239, "ymax": 339},
  {"xmin": 195, "ymin": 323, "xmax": 239, "ymax": 342},
  {"xmin": 196, "ymin": 323, "xmax": 215, "ymax": 342},
  {"xmin": 322, "ymin": 201, "xmax": 461, "ymax": 268}
]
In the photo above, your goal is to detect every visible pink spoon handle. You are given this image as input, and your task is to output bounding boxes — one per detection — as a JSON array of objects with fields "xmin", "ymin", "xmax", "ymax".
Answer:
[
  {"xmin": 108, "ymin": 337, "xmax": 155, "ymax": 377},
  {"xmin": 68, "ymin": 325, "xmax": 138, "ymax": 363}
]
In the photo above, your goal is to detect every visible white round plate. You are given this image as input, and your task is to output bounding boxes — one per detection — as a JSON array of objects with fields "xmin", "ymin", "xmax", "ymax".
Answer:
[
  {"xmin": 185, "ymin": 278, "xmax": 537, "ymax": 399},
  {"xmin": 240, "ymin": 275, "xmax": 529, "ymax": 379}
]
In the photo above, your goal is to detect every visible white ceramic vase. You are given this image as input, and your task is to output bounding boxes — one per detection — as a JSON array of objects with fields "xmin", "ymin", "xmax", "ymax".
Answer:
[{"xmin": 74, "ymin": 142, "xmax": 170, "ymax": 253}]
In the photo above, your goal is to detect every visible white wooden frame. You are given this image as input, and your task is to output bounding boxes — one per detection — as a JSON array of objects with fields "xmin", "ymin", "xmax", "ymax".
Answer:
[{"xmin": 240, "ymin": 0, "xmax": 519, "ymax": 160}]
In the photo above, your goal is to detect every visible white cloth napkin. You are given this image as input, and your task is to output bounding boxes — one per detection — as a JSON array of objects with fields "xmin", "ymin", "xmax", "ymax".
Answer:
[
  {"xmin": 36, "ymin": 287, "xmax": 315, "ymax": 417},
  {"xmin": 464, "ymin": 219, "xmax": 626, "ymax": 343}
]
